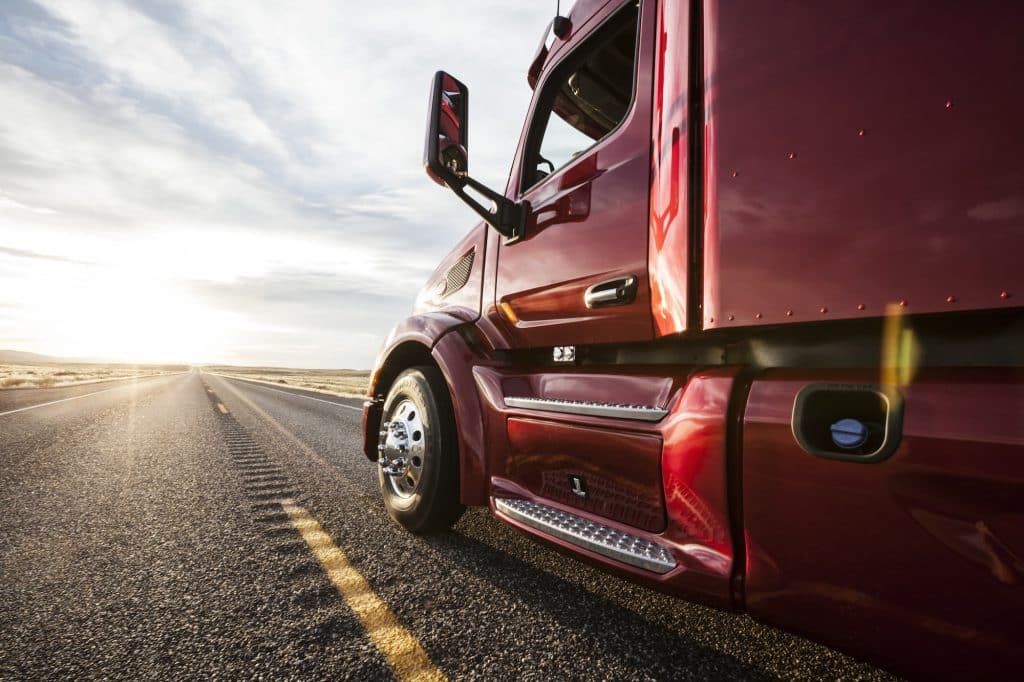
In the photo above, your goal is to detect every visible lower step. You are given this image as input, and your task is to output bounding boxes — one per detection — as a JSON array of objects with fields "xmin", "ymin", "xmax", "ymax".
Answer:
[{"xmin": 494, "ymin": 497, "xmax": 676, "ymax": 574}]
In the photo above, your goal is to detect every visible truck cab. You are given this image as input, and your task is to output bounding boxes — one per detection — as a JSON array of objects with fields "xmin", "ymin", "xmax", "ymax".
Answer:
[{"xmin": 363, "ymin": 1, "xmax": 1024, "ymax": 677}]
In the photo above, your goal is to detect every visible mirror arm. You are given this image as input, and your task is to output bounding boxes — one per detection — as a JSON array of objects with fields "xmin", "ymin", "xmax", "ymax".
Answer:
[{"xmin": 448, "ymin": 174, "xmax": 528, "ymax": 243}]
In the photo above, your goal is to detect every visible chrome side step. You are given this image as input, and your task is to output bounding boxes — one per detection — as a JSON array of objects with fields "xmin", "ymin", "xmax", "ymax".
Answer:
[
  {"xmin": 494, "ymin": 498, "xmax": 677, "ymax": 574},
  {"xmin": 503, "ymin": 396, "xmax": 668, "ymax": 422}
]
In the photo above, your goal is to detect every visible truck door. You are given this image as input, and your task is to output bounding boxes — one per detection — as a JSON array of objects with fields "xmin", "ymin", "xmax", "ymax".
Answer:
[{"xmin": 494, "ymin": 0, "xmax": 656, "ymax": 348}]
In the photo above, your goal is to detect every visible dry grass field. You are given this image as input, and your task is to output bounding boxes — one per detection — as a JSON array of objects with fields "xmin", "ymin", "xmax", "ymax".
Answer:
[
  {"xmin": 204, "ymin": 365, "xmax": 370, "ymax": 398},
  {"xmin": 0, "ymin": 362, "xmax": 186, "ymax": 389}
]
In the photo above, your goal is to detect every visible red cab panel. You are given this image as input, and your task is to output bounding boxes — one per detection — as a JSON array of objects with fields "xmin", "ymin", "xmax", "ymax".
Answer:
[
  {"xmin": 658, "ymin": 369, "xmax": 735, "ymax": 585},
  {"xmin": 507, "ymin": 417, "xmax": 666, "ymax": 532},
  {"xmin": 703, "ymin": 1, "xmax": 1024, "ymax": 329},
  {"xmin": 648, "ymin": 0, "xmax": 691, "ymax": 335},
  {"xmin": 743, "ymin": 368, "xmax": 1024, "ymax": 679}
]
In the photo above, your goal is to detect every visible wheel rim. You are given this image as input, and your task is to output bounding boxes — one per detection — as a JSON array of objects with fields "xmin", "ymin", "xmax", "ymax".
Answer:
[{"xmin": 379, "ymin": 399, "xmax": 426, "ymax": 499}]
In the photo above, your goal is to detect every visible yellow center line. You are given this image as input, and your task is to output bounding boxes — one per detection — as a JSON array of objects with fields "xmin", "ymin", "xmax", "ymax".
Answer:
[
  {"xmin": 217, "ymin": 402, "xmax": 229, "ymax": 413},
  {"xmin": 281, "ymin": 502, "xmax": 446, "ymax": 682},
  {"xmin": 208, "ymin": 377, "xmax": 444, "ymax": 680},
  {"xmin": 213, "ymin": 375, "xmax": 355, "ymax": 479}
]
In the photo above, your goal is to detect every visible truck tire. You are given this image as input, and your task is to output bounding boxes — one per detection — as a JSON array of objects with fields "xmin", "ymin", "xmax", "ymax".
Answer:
[{"xmin": 376, "ymin": 366, "xmax": 465, "ymax": 533}]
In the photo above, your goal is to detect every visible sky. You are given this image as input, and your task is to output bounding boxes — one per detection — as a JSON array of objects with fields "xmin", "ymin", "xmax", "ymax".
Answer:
[{"xmin": 0, "ymin": 1, "xmax": 556, "ymax": 368}]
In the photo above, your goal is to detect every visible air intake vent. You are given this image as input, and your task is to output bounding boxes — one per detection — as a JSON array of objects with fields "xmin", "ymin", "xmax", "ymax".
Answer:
[{"xmin": 443, "ymin": 249, "xmax": 474, "ymax": 297}]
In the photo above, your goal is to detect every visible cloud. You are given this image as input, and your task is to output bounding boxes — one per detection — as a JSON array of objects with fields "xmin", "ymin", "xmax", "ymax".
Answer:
[
  {"xmin": 0, "ymin": 245, "xmax": 91, "ymax": 265},
  {"xmin": 183, "ymin": 272, "xmax": 410, "ymax": 367},
  {"xmin": 0, "ymin": 1, "xmax": 552, "ymax": 366}
]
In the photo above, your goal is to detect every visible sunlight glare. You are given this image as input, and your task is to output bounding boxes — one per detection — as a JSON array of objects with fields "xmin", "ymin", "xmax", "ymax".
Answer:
[{"xmin": 18, "ymin": 264, "xmax": 236, "ymax": 363}]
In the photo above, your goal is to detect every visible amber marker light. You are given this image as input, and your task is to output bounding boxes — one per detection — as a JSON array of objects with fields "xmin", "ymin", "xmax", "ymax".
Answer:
[{"xmin": 500, "ymin": 301, "xmax": 520, "ymax": 324}]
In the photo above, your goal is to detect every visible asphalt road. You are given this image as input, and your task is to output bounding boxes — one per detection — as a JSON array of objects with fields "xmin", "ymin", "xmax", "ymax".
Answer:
[{"xmin": 0, "ymin": 371, "xmax": 895, "ymax": 680}]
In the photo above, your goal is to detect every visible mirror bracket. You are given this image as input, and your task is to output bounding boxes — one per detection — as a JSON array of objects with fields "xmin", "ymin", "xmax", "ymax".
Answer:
[{"xmin": 450, "ymin": 174, "xmax": 528, "ymax": 244}]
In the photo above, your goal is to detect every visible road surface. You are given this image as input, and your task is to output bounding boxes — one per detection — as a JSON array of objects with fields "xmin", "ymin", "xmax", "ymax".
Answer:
[{"xmin": 0, "ymin": 371, "xmax": 894, "ymax": 680}]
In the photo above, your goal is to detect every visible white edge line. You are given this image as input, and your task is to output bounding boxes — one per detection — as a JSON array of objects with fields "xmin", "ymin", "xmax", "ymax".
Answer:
[
  {"xmin": 211, "ymin": 374, "xmax": 362, "ymax": 411},
  {"xmin": 0, "ymin": 373, "xmax": 182, "ymax": 417}
]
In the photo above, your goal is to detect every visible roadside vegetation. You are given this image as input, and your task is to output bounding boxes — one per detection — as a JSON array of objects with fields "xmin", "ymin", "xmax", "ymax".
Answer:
[
  {"xmin": 204, "ymin": 365, "xmax": 370, "ymax": 398},
  {"xmin": 0, "ymin": 362, "xmax": 185, "ymax": 389}
]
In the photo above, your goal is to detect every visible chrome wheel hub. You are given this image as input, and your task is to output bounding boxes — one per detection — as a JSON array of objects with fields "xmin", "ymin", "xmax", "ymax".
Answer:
[{"xmin": 377, "ymin": 399, "xmax": 426, "ymax": 498}]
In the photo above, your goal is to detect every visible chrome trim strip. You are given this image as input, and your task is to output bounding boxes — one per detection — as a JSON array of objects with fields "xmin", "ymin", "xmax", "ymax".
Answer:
[
  {"xmin": 494, "ymin": 498, "xmax": 677, "ymax": 574},
  {"xmin": 503, "ymin": 396, "xmax": 668, "ymax": 422}
]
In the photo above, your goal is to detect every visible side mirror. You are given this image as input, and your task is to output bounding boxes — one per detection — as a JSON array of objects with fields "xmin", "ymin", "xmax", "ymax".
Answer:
[
  {"xmin": 424, "ymin": 71, "xmax": 469, "ymax": 187},
  {"xmin": 422, "ymin": 70, "xmax": 528, "ymax": 242}
]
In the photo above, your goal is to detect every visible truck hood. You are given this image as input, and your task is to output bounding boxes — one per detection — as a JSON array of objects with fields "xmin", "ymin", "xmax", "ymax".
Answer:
[{"xmin": 413, "ymin": 222, "xmax": 487, "ymax": 319}]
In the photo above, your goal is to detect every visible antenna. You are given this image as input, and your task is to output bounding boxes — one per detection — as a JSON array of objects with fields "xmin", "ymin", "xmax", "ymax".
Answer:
[{"xmin": 553, "ymin": 0, "xmax": 571, "ymax": 39}]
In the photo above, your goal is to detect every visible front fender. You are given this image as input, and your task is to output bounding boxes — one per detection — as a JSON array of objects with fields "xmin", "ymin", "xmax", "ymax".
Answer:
[
  {"xmin": 361, "ymin": 313, "xmax": 489, "ymax": 507},
  {"xmin": 361, "ymin": 310, "xmax": 475, "ymax": 461}
]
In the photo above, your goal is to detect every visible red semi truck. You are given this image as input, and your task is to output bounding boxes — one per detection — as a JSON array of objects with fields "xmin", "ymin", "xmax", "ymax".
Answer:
[{"xmin": 362, "ymin": 1, "xmax": 1023, "ymax": 677}]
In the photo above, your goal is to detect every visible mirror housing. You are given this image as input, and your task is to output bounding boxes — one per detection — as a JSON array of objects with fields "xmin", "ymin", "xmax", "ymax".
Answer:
[
  {"xmin": 423, "ymin": 71, "xmax": 527, "ymax": 242},
  {"xmin": 424, "ymin": 71, "xmax": 469, "ymax": 187}
]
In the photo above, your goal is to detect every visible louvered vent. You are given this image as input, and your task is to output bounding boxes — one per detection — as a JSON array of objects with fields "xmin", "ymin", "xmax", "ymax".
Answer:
[{"xmin": 443, "ymin": 249, "xmax": 474, "ymax": 297}]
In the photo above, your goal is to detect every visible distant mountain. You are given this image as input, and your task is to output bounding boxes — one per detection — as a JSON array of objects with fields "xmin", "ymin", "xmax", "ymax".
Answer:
[
  {"xmin": 0, "ymin": 349, "xmax": 95, "ymax": 364},
  {"xmin": 0, "ymin": 349, "xmax": 59, "ymax": 364},
  {"xmin": 0, "ymin": 350, "xmax": 191, "ymax": 367}
]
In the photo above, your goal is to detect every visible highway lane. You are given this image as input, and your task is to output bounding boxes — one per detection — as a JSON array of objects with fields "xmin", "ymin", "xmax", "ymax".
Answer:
[
  {"xmin": 1, "ymin": 370, "xmax": 895, "ymax": 680},
  {"xmin": 0, "ymin": 372, "xmax": 185, "ymax": 416},
  {"xmin": 1, "ymin": 372, "xmax": 392, "ymax": 680}
]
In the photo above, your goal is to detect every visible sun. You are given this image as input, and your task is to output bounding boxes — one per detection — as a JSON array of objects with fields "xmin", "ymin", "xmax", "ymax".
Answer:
[{"xmin": 20, "ymin": 263, "xmax": 234, "ymax": 364}]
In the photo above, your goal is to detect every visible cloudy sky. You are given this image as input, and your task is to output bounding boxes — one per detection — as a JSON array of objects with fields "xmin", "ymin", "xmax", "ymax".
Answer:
[{"xmin": 0, "ymin": 1, "xmax": 554, "ymax": 367}]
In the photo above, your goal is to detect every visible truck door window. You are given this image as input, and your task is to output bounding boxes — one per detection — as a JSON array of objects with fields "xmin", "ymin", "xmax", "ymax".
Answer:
[{"xmin": 522, "ymin": 4, "xmax": 639, "ymax": 191}]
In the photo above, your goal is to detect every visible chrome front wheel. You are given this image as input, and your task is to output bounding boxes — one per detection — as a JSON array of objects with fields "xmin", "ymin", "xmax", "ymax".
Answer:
[
  {"xmin": 378, "ymin": 399, "xmax": 426, "ymax": 498},
  {"xmin": 376, "ymin": 366, "xmax": 464, "ymax": 533}
]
